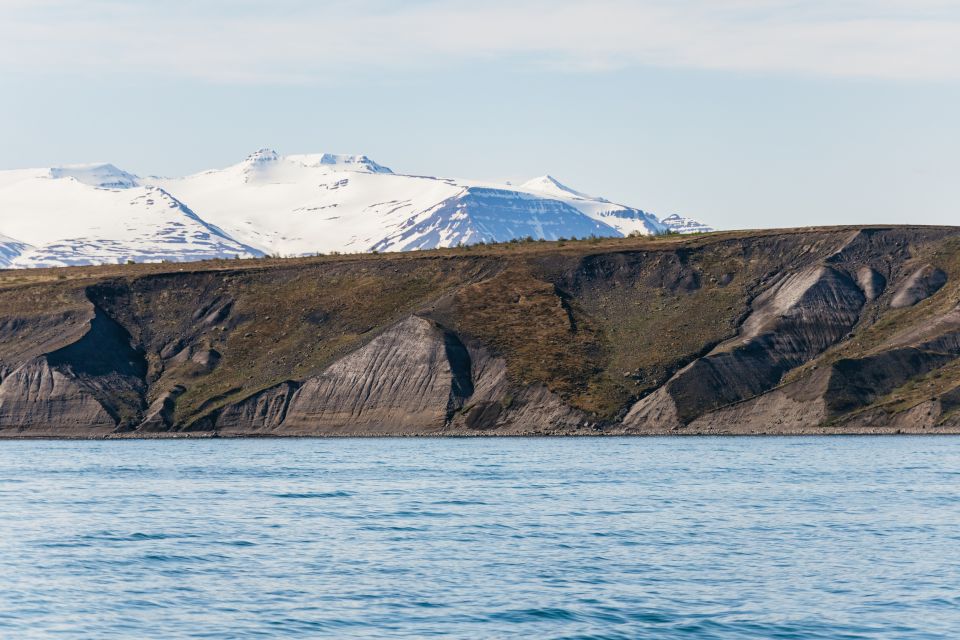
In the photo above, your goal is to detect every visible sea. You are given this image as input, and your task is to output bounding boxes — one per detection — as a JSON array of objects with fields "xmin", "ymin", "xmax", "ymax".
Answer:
[{"xmin": 1, "ymin": 436, "xmax": 958, "ymax": 639}]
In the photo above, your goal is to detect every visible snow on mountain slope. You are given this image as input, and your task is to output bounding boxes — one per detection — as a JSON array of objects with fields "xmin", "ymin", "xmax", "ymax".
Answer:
[
  {"xmin": 0, "ymin": 149, "xmax": 692, "ymax": 268},
  {"xmin": 519, "ymin": 174, "xmax": 665, "ymax": 236},
  {"xmin": 151, "ymin": 149, "xmax": 664, "ymax": 256},
  {"xmin": 151, "ymin": 151, "xmax": 465, "ymax": 255},
  {"xmin": 285, "ymin": 152, "xmax": 393, "ymax": 174},
  {"xmin": 0, "ymin": 234, "xmax": 32, "ymax": 268},
  {"xmin": 370, "ymin": 186, "xmax": 615, "ymax": 251},
  {"xmin": 49, "ymin": 163, "xmax": 140, "ymax": 189},
  {"xmin": 661, "ymin": 214, "xmax": 714, "ymax": 234},
  {"xmin": 0, "ymin": 171, "xmax": 262, "ymax": 268},
  {"xmin": 520, "ymin": 175, "xmax": 598, "ymax": 200}
]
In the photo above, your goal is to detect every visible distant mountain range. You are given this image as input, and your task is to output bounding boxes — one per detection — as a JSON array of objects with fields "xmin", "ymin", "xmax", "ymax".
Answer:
[{"xmin": 0, "ymin": 150, "xmax": 713, "ymax": 268}]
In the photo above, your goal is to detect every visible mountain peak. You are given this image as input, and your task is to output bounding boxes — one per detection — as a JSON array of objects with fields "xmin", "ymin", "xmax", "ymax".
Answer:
[
  {"xmin": 48, "ymin": 163, "xmax": 139, "ymax": 189},
  {"xmin": 242, "ymin": 148, "xmax": 280, "ymax": 165},
  {"xmin": 289, "ymin": 153, "xmax": 393, "ymax": 174},
  {"xmin": 236, "ymin": 149, "xmax": 393, "ymax": 175},
  {"xmin": 519, "ymin": 175, "xmax": 596, "ymax": 200}
]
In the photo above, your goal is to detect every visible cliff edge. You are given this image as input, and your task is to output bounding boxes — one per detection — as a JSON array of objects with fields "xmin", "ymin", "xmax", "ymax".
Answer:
[{"xmin": 1, "ymin": 226, "xmax": 958, "ymax": 436}]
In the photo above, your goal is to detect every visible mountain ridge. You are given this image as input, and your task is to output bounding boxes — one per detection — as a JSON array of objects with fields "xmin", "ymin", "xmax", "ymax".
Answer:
[{"xmin": 0, "ymin": 150, "xmax": 711, "ymax": 268}]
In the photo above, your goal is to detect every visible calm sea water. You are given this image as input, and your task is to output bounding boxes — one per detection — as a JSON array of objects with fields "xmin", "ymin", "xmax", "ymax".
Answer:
[{"xmin": 1, "ymin": 437, "xmax": 959, "ymax": 639}]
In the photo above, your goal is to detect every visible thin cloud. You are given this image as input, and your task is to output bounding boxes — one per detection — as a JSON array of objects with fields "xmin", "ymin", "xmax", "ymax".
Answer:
[{"xmin": 1, "ymin": 0, "xmax": 958, "ymax": 82}]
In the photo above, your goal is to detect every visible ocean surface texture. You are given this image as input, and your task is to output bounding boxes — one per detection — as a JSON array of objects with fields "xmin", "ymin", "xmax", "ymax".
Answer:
[{"xmin": 1, "ymin": 437, "xmax": 958, "ymax": 639}]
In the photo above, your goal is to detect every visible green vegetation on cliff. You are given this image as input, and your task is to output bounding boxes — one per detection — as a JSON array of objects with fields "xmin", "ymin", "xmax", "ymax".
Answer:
[{"xmin": 1, "ymin": 226, "xmax": 958, "ymax": 436}]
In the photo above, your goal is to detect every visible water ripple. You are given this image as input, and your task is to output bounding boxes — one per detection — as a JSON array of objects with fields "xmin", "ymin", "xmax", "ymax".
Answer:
[{"xmin": 0, "ymin": 436, "xmax": 958, "ymax": 639}]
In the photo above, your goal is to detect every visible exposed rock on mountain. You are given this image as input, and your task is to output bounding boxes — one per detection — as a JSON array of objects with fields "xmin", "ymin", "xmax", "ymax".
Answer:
[{"xmin": 1, "ymin": 225, "xmax": 957, "ymax": 437}]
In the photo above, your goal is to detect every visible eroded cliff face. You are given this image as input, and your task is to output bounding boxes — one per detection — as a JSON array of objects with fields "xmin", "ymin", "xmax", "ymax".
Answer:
[
  {"xmin": 1, "ymin": 226, "xmax": 958, "ymax": 437},
  {"xmin": 0, "ymin": 307, "xmax": 145, "ymax": 435},
  {"xmin": 623, "ymin": 265, "xmax": 866, "ymax": 429},
  {"xmin": 205, "ymin": 316, "xmax": 585, "ymax": 436}
]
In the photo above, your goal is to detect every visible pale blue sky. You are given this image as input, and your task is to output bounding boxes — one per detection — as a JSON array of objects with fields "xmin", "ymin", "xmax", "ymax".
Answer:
[{"xmin": 1, "ymin": 0, "xmax": 958, "ymax": 230}]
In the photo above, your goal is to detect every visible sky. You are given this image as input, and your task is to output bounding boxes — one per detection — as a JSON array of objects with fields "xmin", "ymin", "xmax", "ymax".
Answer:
[{"xmin": 1, "ymin": 0, "xmax": 958, "ymax": 230}]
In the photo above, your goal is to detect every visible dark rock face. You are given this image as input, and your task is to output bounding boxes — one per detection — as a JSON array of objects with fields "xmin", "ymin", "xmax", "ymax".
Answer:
[
  {"xmin": 624, "ymin": 266, "xmax": 866, "ymax": 428},
  {"xmin": 1, "ymin": 226, "xmax": 959, "ymax": 436},
  {"xmin": 213, "ymin": 382, "xmax": 297, "ymax": 433},
  {"xmin": 137, "ymin": 385, "xmax": 186, "ymax": 432},
  {"xmin": 824, "ymin": 341, "xmax": 959, "ymax": 415},
  {"xmin": 0, "ymin": 308, "xmax": 145, "ymax": 434}
]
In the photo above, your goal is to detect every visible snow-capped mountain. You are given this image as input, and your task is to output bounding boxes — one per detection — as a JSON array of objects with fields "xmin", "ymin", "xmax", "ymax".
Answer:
[
  {"xmin": 661, "ymin": 214, "xmax": 715, "ymax": 234},
  {"xmin": 151, "ymin": 151, "xmax": 651, "ymax": 256},
  {"xmin": 0, "ymin": 168, "xmax": 261, "ymax": 268},
  {"xmin": 0, "ymin": 149, "xmax": 711, "ymax": 269}
]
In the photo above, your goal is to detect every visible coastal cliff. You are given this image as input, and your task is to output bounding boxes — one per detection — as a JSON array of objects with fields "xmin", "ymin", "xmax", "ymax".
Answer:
[{"xmin": 1, "ymin": 226, "xmax": 959, "ymax": 437}]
